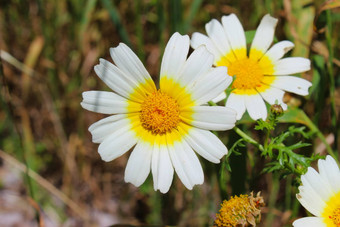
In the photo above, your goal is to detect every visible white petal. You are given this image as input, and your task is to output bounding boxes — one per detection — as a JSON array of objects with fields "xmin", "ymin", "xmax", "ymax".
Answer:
[
  {"xmin": 177, "ymin": 45, "xmax": 214, "ymax": 86},
  {"xmin": 270, "ymin": 76, "xmax": 312, "ymax": 96},
  {"xmin": 187, "ymin": 67, "xmax": 232, "ymax": 105},
  {"xmin": 258, "ymin": 86, "xmax": 287, "ymax": 110},
  {"xmin": 98, "ymin": 124, "xmax": 137, "ymax": 162},
  {"xmin": 296, "ymin": 165, "xmax": 334, "ymax": 217},
  {"xmin": 168, "ymin": 135, "xmax": 204, "ymax": 190},
  {"xmin": 152, "ymin": 139, "xmax": 174, "ymax": 193},
  {"xmin": 109, "ymin": 43, "xmax": 155, "ymax": 93},
  {"xmin": 293, "ymin": 217, "xmax": 326, "ymax": 227},
  {"xmin": 94, "ymin": 59, "xmax": 148, "ymax": 102},
  {"xmin": 94, "ymin": 59, "xmax": 135, "ymax": 99},
  {"xmin": 273, "ymin": 57, "xmax": 311, "ymax": 75},
  {"xmin": 262, "ymin": 40, "xmax": 294, "ymax": 62},
  {"xmin": 318, "ymin": 156, "xmax": 340, "ymax": 193},
  {"xmin": 211, "ymin": 91, "xmax": 227, "ymax": 103},
  {"xmin": 301, "ymin": 167, "xmax": 335, "ymax": 202},
  {"xmin": 226, "ymin": 93, "xmax": 246, "ymax": 120},
  {"xmin": 81, "ymin": 91, "xmax": 130, "ymax": 114},
  {"xmin": 297, "ymin": 186, "xmax": 326, "ymax": 217},
  {"xmin": 124, "ymin": 141, "xmax": 152, "ymax": 187},
  {"xmin": 205, "ymin": 19, "xmax": 233, "ymax": 57},
  {"xmin": 244, "ymin": 93, "xmax": 268, "ymax": 120},
  {"xmin": 160, "ymin": 32, "xmax": 190, "ymax": 81},
  {"xmin": 191, "ymin": 32, "xmax": 223, "ymax": 64},
  {"xmin": 184, "ymin": 127, "xmax": 228, "ymax": 163},
  {"xmin": 88, "ymin": 114, "xmax": 130, "ymax": 143},
  {"xmin": 181, "ymin": 106, "xmax": 236, "ymax": 131},
  {"xmin": 221, "ymin": 14, "xmax": 246, "ymax": 57},
  {"xmin": 250, "ymin": 14, "xmax": 278, "ymax": 58}
]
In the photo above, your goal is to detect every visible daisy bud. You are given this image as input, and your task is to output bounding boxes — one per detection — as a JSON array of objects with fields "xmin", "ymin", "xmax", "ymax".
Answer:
[{"xmin": 270, "ymin": 104, "xmax": 284, "ymax": 117}]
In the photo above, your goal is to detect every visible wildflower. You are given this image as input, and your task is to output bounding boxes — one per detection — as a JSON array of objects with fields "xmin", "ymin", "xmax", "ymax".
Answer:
[
  {"xmin": 191, "ymin": 14, "xmax": 312, "ymax": 120},
  {"xmin": 293, "ymin": 155, "xmax": 340, "ymax": 227},
  {"xmin": 214, "ymin": 192, "xmax": 265, "ymax": 227},
  {"xmin": 81, "ymin": 33, "xmax": 237, "ymax": 193}
]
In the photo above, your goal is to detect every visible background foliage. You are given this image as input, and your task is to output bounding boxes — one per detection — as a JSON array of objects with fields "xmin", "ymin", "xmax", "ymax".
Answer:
[{"xmin": 0, "ymin": 0, "xmax": 339, "ymax": 226}]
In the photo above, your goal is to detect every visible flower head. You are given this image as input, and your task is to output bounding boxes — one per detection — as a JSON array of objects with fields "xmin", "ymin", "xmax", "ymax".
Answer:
[
  {"xmin": 293, "ymin": 155, "xmax": 340, "ymax": 227},
  {"xmin": 81, "ymin": 33, "xmax": 237, "ymax": 193},
  {"xmin": 191, "ymin": 14, "xmax": 312, "ymax": 120},
  {"xmin": 214, "ymin": 192, "xmax": 265, "ymax": 227}
]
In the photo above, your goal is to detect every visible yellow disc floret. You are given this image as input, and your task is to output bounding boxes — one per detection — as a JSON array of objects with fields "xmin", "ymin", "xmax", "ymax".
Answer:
[
  {"xmin": 322, "ymin": 191, "xmax": 340, "ymax": 226},
  {"xmin": 329, "ymin": 207, "xmax": 340, "ymax": 226},
  {"xmin": 214, "ymin": 192, "xmax": 265, "ymax": 227},
  {"xmin": 228, "ymin": 58, "xmax": 264, "ymax": 90},
  {"xmin": 140, "ymin": 90, "xmax": 180, "ymax": 135}
]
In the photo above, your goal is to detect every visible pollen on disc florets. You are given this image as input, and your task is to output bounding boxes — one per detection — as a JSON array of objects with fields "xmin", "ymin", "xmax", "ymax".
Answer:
[
  {"xmin": 213, "ymin": 192, "xmax": 265, "ymax": 227},
  {"xmin": 329, "ymin": 207, "xmax": 340, "ymax": 226},
  {"xmin": 228, "ymin": 58, "xmax": 264, "ymax": 90},
  {"xmin": 140, "ymin": 90, "xmax": 180, "ymax": 135}
]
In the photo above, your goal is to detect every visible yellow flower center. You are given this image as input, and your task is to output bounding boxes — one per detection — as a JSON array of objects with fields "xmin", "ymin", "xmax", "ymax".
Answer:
[
  {"xmin": 329, "ymin": 207, "xmax": 340, "ymax": 226},
  {"xmin": 214, "ymin": 192, "xmax": 264, "ymax": 227},
  {"xmin": 140, "ymin": 90, "xmax": 180, "ymax": 135},
  {"xmin": 322, "ymin": 191, "xmax": 340, "ymax": 227},
  {"xmin": 228, "ymin": 58, "xmax": 264, "ymax": 90}
]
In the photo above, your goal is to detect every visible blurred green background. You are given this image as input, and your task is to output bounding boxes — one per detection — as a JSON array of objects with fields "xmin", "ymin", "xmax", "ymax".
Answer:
[{"xmin": 0, "ymin": 0, "xmax": 339, "ymax": 226}]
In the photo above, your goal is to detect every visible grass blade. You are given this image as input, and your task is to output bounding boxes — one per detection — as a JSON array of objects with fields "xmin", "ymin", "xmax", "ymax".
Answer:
[{"xmin": 101, "ymin": 0, "xmax": 131, "ymax": 46}]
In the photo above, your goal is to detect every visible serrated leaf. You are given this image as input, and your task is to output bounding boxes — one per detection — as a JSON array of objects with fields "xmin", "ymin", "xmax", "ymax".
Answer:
[{"xmin": 287, "ymin": 142, "xmax": 311, "ymax": 150}]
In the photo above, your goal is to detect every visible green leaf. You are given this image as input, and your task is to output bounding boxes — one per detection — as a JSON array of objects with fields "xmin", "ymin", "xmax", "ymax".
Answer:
[{"xmin": 278, "ymin": 107, "xmax": 312, "ymax": 127}]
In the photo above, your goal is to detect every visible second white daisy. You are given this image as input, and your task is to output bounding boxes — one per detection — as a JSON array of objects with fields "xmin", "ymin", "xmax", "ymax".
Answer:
[
  {"xmin": 293, "ymin": 155, "xmax": 340, "ymax": 227},
  {"xmin": 191, "ymin": 14, "xmax": 312, "ymax": 120}
]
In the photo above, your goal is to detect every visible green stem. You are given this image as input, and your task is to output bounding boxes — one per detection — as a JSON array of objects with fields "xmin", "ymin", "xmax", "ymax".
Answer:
[
  {"xmin": 285, "ymin": 175, "xmax": 292, "ymax": 211},
  {"xmin": 301, "ymin": 111, "xmax": 338, "ymax": 162},
  {"xmin": 264, "ymin": 129, "xmax": 270, "ymax": 151},
  {"xmin": 233, "ymin": 127, "xmax": 264, "ymax": 152},
  {"xmin": 265, "ymin": 173, "xmax": 280, "ymax": 227}
]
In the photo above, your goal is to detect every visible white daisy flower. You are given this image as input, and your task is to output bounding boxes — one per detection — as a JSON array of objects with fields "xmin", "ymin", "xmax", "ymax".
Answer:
[
  {"xmin": 293, "ymin": 155, "xmax": 340, "ymax": 227},
  {"xmin": 191, "ymin": 14, "xmax": 312, "ymax": 120},
  {"xmin": 81, "ymin": 32, "xmax": 237, "ymax": 193}
]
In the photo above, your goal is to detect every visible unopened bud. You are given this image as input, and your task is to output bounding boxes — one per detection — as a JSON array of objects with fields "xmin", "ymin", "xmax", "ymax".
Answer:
[{"xmin": 270, "ymin": 104, "xmax": 284, "ymax": 117}]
